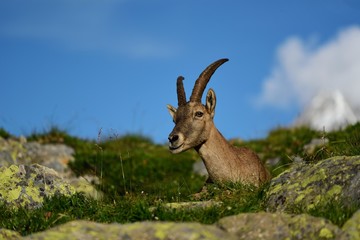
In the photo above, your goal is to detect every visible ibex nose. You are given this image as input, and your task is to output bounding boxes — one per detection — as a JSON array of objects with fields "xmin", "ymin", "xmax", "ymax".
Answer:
[{"xmin": 168, "ymin": 134, "xmax": 179, "ymax": 144}]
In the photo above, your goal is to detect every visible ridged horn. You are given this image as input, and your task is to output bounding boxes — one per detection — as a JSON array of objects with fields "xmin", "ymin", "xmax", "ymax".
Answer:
[
  {"xmin": 190, "ymin": 58, "xmax": 228, "ymax": 102},
  {"xmin": 177, "ymin": 76, "xmax": 186, "ymax": 106}
]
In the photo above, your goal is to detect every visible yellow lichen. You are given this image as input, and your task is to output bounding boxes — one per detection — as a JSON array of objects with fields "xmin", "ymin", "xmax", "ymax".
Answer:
[
  {"xmin": 0, "ymin": 165, "xmax": 19, "ymax": 181},
  {"xmin": 326, "ymin": 185, "xmax": 342, "ymax": 197},
  {"xmin": 7, "ymin": 186, "xmax": 22, "ymax": 202},
  {"xmin": 301, "ymin": 168, "xmax": 327, "ymax": 188},
  {"xmin": 25, "ymin": 186, "xmax": 43, "ymax": 203},
  {"xmin": 154, "ymin": 223, "xmax": 173, "ymax": 239},
  {"xmin": 319, "ymin": 228, "xmax": 334, "ymax": 239},
  {"xmin": 268, "ymin": 183, "xmax": 283, "ymax": 195},
  {"xmin": 294, "ymin": 194, "xmax": 305, "ymax": 204}
]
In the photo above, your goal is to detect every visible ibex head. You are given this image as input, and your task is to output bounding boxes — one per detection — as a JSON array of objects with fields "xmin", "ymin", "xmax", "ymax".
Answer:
[{"xmin": 167, "ymin": 58, "xmax": 229, "ymax": 153}]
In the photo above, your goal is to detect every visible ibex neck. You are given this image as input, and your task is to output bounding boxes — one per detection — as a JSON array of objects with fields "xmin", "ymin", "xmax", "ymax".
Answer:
[{"xmin": 195, "ymin": 125, "xmax": 242, "ymax": 182}]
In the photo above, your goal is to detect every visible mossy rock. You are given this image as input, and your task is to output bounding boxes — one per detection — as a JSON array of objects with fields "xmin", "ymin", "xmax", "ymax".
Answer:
[
  {"xmin": 0, "ymin": 164, "xmax": 75, "ymax": 209},
  {"xmin": 266, "ymin": 156, "xmax": 360, "ymax": 212},
  {"xmin": 6, "ymin": 212, "xmax": 356, "ymax": 239},
  {"xmin": 217, "ymin": 212, "xmax": 344, "ymax": 239},
  {"xmin": 342, "ymin": 209, "xmax": 360, "ymax": 240},
  {"xmin": 23, "ymin": 220, "xmax": 235, "ymax": 240},
  {"xmin": 0, "ymin": 228, "xmax": 22, "ymax": 240}
]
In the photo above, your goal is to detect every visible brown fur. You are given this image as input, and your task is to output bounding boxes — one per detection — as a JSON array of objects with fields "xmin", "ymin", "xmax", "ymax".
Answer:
[{"xmin": 167, "ymin": 59, "xmax": 271, "ymax": 186}]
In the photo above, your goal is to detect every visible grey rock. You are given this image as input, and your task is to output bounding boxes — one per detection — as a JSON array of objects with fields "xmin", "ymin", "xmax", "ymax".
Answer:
[
  {"xmin": 192, "ymin": 160, "xmax": 208, "ymax": 176},
  {"xmin": 24, "ymin": 220, "xmax": 235, "ymax": 240},
  {"xmin": 266, "ymin": 155, "xmax": 360, "ymax": 212},
  {"xmin": 0, "ymin": 136, "xmax": 75, "ymax": 178},
  {"xmin": 217, "ymin": 212, "xmax": 344, "ymax": 240},
  {"xmin": 342, "ymin": 209, "xmax": 360, "ymax": 240},
  {"xmin": 0, "ymin": 228, "xmax": 22, "ymax": 240},
  {"xmin": 0, "ymin": 164, "xmax": 75, "ymax": 209},
  {"xmin": 303, "ymin": 138, "xmax": 329, "ymax": 155},
  {"xmin": 0, "ymin": 136, "xmax": 102, "ymax": 200},
  {"xmin": 149, "ymin": 200, "xmax": 223, "ymax": 213}
]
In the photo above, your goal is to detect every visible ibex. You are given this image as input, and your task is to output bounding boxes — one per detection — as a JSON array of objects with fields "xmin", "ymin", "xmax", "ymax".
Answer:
[{"xmin": 167, "ymin": 58, "xmax": 271, "ymax": 187}]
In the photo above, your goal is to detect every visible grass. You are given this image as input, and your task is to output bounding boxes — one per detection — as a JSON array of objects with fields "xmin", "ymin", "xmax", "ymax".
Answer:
[{"xmin": 0, "ymin": 123, "xmax": 359, "ymax": 235}]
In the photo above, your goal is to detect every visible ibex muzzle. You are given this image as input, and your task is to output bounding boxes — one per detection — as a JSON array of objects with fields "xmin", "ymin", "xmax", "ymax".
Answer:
[{"xmin": 167, "ymin": 58, "xmax": 271, "ymax": 185}]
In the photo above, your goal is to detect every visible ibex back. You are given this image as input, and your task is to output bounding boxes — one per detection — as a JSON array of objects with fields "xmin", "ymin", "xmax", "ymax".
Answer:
[{"xmin": 167, "ymin": 58, "xmax": 271, "ymax": 186}]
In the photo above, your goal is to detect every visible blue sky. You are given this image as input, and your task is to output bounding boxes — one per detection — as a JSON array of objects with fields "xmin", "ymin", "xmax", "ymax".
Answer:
[{"xmin": 1, "ymin": 0, "xmax": 360, "ymax": 143}]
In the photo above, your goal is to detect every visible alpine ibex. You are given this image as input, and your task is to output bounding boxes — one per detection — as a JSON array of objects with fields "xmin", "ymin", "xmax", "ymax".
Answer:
[{"xmin": 167, "ymin": 58, "xmax": 271, "ymax": 187}]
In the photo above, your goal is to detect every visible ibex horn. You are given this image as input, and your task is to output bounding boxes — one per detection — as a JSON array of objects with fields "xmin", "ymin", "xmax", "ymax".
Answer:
[
  {"xmin": 177, "ymin": 76, "xmax": 186, "ymax": 106},
  {"xmin": 190, "ymin": 58, "xmax": 229, "ymax": 102}
]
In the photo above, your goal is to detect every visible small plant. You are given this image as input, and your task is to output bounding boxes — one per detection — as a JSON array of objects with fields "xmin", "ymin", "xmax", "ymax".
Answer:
[{"xmin": 0, "ymin": 127, "xmax": 11, "ymax": 138}]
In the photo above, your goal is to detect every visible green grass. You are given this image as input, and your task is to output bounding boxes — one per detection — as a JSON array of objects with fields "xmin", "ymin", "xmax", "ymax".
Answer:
[{"xmin": 0, "ymin": 123, "xmax": 359, "ymax": 236}]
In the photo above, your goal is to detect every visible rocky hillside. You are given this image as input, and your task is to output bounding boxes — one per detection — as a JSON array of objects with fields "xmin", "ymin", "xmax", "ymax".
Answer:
[{"xmin": 0, "ymin": 125, "xmax": 359, "ymax": 239}]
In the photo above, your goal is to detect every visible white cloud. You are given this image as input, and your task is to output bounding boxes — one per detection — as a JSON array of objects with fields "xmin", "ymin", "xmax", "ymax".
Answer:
[
  {"xmin": 0, "ymin": 0, "xmax": 180, "ymax": 58},
  {"xmin": 257, "ymin": 26, "xmax": 360, "ymax": 109}
]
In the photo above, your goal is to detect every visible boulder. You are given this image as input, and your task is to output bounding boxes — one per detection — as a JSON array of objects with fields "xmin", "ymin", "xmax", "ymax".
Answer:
[
  {"xmin": 13, "ymin": 212, "xmax": 352, "ymax": 240},
  {"xmin": 266, "ymin": 156, "xmax": 360, "ymax": 212},
  {"xmin": 0, "ymin": 164, "xmax": 75, "ymax": 209},
  {"xmin": 342, "ymin": 210, "xmax": 360, "ymax": 240},
  {"xmin": 23, "ymin": 220, "xmax": 234, "ymax": 240},
  {"xmin": 0, "ymin": 136, "xmax": 75, "ymax": 178},
  {"xmin": 0, "ymin": 228, "xmax": 22, "ymax": 240},
  {"xmin": 0, "ymin": 136, "xmax": 102, "ymax": 201},
  {"xmin": 217, "ymin": 212, "xmax": 344, "ymax": 240},
  {"xmin": 149, "ymin": 200, "xmax": 223, "ymax": 213}
]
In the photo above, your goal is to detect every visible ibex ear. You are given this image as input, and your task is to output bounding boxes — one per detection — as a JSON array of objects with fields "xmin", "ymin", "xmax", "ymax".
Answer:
[
  {"xmin": 166, "ymin": 104, "xmax": 177, "ymax": 121},
  {"xmin": 206, "ymin": 89, "xmax": 216, "ymax": 118}
]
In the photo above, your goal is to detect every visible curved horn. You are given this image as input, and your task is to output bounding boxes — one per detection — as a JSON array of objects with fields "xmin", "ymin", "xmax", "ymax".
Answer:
[
  {"xmin": 190, "ymin": 58, "xmax": 229, "ymax": 102},
  {"xmin": 177, "ymin": 76, "xmax": 186, "ymax": 106}
]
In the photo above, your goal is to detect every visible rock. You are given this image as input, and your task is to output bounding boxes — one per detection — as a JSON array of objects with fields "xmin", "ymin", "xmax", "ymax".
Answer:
[
  {"xmin": 68, "ymin": 176, "xmax": 103, "ymax": 200},
  {"xmin": 342, "ymin": 210, "xmax": 360, "ymax": 240},
  {"xmin": 0, "ymin": 136, "xmax": 102, "ymax": 200},
  {"xmin": 23, "ymin": 220, "xmax": 235, "ymax": 240},
  {"xmin": 22, "ymin": 142, "xmax": 75, "ymax": 178},
  {"xmin": 0, "ymin": 228, "xmax": 22, "ymax": 240},
  {"xmin": 0, "ymin": 164, "xmax": 75, "ymax": 209},
  {"xmin": 217, "ymin": 212, "xmax": 344, "ymax": 240},
  {"xmin": 19, "ymin": 212, "xmax": 350, "ymax": 240},
  {"xmin": 149, "ymin": 200, "xmax": 223, "ymax": 213},
  {"xmin": 266, "ymin": 156, "xmax": 360, "ymax": 212},
  {"xmin": 0, "ymin": 136, "xmax": 75, "ymax": 178},
  {"xmin": 192, "ymin": 160, "xmax": 208, "ymax": 177},
  {"xmin": 303, "ymin": 138, "xmax": 329, "ymax": 155},
  {"xmin": 0, "ymin": 137, "xmax": 30, "ymax": 166}
]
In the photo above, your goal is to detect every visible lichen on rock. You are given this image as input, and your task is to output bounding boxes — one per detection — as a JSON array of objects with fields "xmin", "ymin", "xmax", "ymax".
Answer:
[
  {"xmin": 0, "ymin": 228, "xmax": 22, "ymax": 240},
  {"xmin": 342, "ymin": 209, "xmax": 360, "ymax": 240},
  {"xmin": 0, "ymin": 164, "xmax": 75, "ymax": 209},
  {"xmin": 23, "ymin": 220, "xmax": 234, "ymax": 240},
  {"xmin": 266, "ymin": 156, "xmax": 360, "ymax": 212},
  {"xmin": 217, "ymin": 212, "xmax": 343, "ymax": 240}
]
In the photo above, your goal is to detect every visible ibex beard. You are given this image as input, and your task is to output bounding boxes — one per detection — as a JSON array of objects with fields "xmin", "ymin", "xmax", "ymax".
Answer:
[{"xmin": 167, "ymin": 58, "xmax": 271, "ymax": 187}]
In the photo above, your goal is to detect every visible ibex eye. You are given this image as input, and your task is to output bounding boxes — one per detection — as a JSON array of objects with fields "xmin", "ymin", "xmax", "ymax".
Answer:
[{"xmin": 195, "ymin": 111, "xmax": 203, "ymax": 118}]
